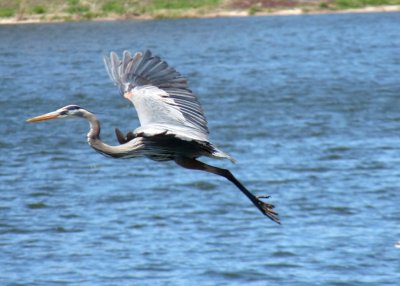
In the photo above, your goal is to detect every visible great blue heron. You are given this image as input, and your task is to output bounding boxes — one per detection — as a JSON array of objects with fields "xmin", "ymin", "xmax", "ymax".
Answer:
[{"xmin": 27, "ymin": 50, "xmax": 280, "ymax": 224}]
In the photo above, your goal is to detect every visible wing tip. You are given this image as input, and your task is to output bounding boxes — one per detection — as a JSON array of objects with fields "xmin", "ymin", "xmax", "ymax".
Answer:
[{"xmin": 105, "ymin": 49, "xmax": 190, "ymax": 91}]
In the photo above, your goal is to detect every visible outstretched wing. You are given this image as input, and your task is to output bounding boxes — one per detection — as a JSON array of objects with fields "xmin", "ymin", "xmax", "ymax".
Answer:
[{"xmin": 104, "ymin": 50, "xmax": 209, "ymax": 141}]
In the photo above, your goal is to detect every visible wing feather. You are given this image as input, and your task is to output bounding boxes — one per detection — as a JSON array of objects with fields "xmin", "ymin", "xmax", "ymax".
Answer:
[
  {"xmin": 104, "ymin": 50, "xmax": 209, "ymax": 139},
  {"xmin": 121, "ymin": 50, "xmax": 132, "ymax": 72},
  {"xmin": 144, "ymin": 58, "xmax": 167, "ymax": 75}
]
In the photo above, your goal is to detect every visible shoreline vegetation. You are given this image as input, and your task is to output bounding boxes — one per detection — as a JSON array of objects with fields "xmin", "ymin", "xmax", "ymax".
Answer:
[{"xmin": 0, "ymin": 0, "xmax": 399, "ymax": 25}]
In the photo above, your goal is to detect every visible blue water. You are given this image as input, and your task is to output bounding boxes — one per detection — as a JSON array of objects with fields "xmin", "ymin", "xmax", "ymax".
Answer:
[{"xmin": 1, "ymin": 12, "xmax": 400, "ymax": 285}]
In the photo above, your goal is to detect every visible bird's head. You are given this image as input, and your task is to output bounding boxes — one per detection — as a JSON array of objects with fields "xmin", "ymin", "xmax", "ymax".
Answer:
[{"xmin": 27, "ymin": 105, "xmax": 85, "ymax": 122}]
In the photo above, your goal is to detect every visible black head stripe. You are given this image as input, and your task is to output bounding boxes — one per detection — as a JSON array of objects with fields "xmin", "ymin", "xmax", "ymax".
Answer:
[{"xmin": 66, "ymin": 105, "xmax": 81, "ymax": 110}]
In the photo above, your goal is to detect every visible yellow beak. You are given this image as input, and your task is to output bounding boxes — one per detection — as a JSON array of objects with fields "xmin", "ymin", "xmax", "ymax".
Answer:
[{"xmin": 26, "ymin": 111, "xmax": 59, "ymax": 123}]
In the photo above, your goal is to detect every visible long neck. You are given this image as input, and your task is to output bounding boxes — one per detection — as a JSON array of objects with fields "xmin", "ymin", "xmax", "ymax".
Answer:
[
  {"xmin": 82, "ymin": 110, "xmax": 143, "ymax": 158},
  {"xmin": 84, "ymin": 111, "xmax": 103, "ymax": 148}
]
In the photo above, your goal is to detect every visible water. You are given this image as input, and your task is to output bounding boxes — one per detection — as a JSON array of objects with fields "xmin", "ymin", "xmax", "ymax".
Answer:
[{"xmin": 1, "ymin": 12, "xmax": 400, "ymax": 285}]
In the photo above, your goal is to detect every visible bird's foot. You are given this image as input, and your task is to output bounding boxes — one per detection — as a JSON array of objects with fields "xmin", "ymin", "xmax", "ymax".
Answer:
[
  {"xmin": 254, "ymin": 196, "xmax": 280, "ymax": 224},
  {"xmin": 256, "ymin": 195, "xmax": 271, "ymax": 199}
]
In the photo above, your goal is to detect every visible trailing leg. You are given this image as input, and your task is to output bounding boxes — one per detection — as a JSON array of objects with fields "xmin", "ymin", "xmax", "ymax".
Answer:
[{"xmin": 175, "ymin": 157, "xmax": 280, "ymax": 224}]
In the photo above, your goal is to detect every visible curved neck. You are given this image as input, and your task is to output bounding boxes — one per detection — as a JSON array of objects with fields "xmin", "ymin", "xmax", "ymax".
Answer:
[
  {"xmin": 81, "ymin": 110, "xmax": 142, "ymax": 158},
  {"xmin": 84, "ymin": 111, "xmax": 101, "ymax": 144}
]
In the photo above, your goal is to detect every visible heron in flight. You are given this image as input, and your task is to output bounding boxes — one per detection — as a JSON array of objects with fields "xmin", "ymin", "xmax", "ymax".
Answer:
[{"xmin": 27, "ymin": 50, "xmax": 279, "ymax": 224}]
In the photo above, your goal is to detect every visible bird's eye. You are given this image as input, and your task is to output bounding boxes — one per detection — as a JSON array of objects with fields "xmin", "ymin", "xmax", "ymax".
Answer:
[{"xmin": 59, "ymin": 111, "xmax": 68, "ymax": 116}]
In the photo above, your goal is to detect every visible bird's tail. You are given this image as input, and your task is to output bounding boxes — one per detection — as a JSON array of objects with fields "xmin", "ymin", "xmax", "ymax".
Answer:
[{"xmin": 210, "ymin": 145, "xmax": 236, "ymax": 164}]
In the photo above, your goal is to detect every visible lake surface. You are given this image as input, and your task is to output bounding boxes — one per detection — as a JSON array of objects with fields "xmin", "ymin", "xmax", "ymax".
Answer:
[{"xmin": 1, "ymin": 12, "xmax": 400, "ymax": 286}]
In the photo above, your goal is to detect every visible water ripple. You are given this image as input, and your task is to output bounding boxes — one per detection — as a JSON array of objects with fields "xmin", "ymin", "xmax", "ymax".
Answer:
[{"xmin": 1, "ymin": 13, "xmax": 400, "ymax": 286}]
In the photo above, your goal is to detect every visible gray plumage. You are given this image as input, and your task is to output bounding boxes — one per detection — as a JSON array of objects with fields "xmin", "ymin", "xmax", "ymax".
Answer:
[{"xmin": 104, "ymin": 50, "xmax": 209, "ymax": 141}]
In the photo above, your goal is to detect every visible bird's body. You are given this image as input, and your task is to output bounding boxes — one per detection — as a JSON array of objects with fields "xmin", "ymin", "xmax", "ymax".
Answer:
[
  {"xmin": 88, "ymin": 111, "xmax": 225, "ymax": 162},
  {"xmin": 27, "ymin": 50, "xmax": 280, "ymax": 224}
]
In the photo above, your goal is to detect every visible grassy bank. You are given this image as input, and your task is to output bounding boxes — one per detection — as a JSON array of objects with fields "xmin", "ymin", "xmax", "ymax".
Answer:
[{"xmin": 0, "ymin": 0, "xmax": 399, "ymax": 23}]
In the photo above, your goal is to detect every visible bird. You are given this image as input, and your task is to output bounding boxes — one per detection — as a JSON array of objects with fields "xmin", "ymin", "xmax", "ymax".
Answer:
[{"xmin": 27, "ymin": 50, "xmax": 280, "ymax": 224}]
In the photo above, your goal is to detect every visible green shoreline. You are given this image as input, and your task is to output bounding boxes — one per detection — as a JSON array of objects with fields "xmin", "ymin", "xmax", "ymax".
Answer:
[{"xmin": 0, "ymin": 0, "xmax": 399, "ymax": 25}]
